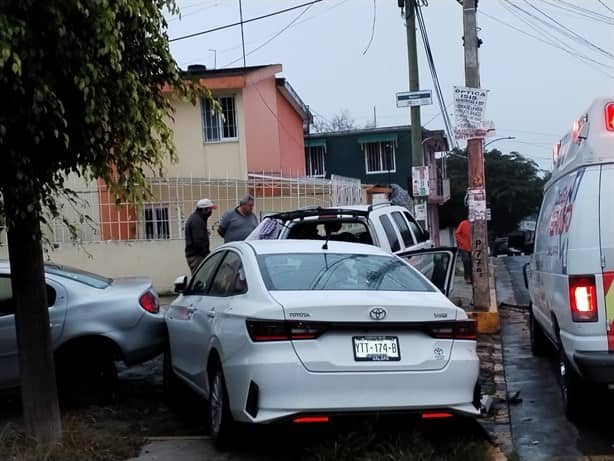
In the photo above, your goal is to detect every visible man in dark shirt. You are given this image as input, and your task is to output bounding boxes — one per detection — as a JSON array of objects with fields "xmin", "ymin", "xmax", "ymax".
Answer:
[{"xmin": 185, "ymin": 198, "xmax": 217, "ymax": 274}]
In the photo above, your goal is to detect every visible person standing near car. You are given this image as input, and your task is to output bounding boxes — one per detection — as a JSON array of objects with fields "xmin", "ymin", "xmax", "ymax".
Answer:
[
  {"xmin": 455, "ymin": 218, "xmax": 472, "ymax": 284},
  {"xmin": 185, "ymin": 198, "xmax": 217, "ymax": 274},
  {"xmin": 217, "ymin": 194, "xmax": 258, "ymax": 243}
]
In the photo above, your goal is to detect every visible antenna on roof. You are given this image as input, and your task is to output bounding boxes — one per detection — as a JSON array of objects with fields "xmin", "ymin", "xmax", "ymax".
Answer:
[{"xmin": 321, "ymin": 233, "xmax": 330, "ymax": 250}]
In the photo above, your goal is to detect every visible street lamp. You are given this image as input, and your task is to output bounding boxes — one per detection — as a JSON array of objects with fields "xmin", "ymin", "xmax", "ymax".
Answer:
[{"xmin": 485, "ymin": 136, "xmax": 516, "ymax": 148}]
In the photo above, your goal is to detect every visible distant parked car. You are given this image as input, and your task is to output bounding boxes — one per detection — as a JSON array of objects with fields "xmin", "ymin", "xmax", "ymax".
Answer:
[
  {"xmin": 165, "ymin": 240, "xmax": 479, "ymax": 447},
  {"xmin": 246, "ymin": 203, "xmax": 432, "ymax": 255},
  {"xmin": 0, "ymin": 262, "xmax": 165, "ymax": 401}
]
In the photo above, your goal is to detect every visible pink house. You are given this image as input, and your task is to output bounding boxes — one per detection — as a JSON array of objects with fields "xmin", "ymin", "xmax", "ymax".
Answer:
[{"xmin": 163, "ymin": 64, "xmax": 311, "ymax": 180}]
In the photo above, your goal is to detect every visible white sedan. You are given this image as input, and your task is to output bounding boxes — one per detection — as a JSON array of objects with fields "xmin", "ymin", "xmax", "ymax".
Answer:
[{"xmin": 165, "ymin": 240, "xmax": 479, "ymax": 446}]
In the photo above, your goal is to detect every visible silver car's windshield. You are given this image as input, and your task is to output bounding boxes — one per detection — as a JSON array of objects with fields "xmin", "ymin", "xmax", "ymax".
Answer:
[
  {"xmin": 258, "ymin": 253, "xmax": 434, "ymax": 292},
  {"xmin": 45, "ymin": 264, "xmax": 112, "ymax": 289}
]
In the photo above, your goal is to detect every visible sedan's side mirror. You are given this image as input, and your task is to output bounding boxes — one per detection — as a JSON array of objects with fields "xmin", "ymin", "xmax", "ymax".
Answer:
[
  {"xmin": 174, "ymin": 275, "xmax": 188, "ymax": 294},
  {"xmin": 423, "ymin": 230, "xmax": 430, "ymax": 241}
]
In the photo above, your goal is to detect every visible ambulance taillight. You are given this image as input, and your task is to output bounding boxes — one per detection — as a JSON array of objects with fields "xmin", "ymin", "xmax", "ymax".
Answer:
[{"xmin": 606, "ymin": 102, "xmax": 614, "ymax": 131}]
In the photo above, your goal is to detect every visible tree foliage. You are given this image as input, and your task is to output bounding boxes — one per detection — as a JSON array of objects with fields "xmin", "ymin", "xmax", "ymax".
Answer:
[
  {"xmin": 439, "ymin": 149, "xmax": 548, "ymax": 236},
  {"xmin": 0, "ymin": 0, "xmax": 198, "ymax": 443},
  {"xmin": 311, "ymin": 109, "xmax": 356, "ymax": 133}
]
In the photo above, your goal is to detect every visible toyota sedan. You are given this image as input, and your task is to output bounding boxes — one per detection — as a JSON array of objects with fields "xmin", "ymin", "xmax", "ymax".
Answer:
[{"xmin": 165, "ymin": 240, "xmax": 479, "ymax": 446}]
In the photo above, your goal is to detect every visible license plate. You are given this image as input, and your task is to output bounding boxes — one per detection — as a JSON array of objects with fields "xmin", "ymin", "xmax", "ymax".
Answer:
[{"xmin": 353, "ymin": 336, "xmax": 400, "ymax": 361}]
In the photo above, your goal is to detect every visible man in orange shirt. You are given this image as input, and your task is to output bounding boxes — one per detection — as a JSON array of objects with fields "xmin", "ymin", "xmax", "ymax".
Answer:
[{"xmin": 455, "ymin": 219, "xmax": 472, "ymax": 284}]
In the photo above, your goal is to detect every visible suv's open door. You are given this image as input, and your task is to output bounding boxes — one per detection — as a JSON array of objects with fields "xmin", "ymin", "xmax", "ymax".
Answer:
[{"xmin": 396, "ymin": 247, "xmax": 458, "ymax": 297}]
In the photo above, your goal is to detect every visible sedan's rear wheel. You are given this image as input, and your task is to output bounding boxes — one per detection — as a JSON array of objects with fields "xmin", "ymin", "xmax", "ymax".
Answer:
[{"xmin": 208, "ymin": 365, "xmax": 234, "ymax": 449}]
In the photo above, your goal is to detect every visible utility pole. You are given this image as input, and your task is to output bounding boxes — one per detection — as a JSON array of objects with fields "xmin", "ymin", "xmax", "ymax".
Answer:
[
  {"xmin": 404, "ymin": 0, "xmax": 427, "ymax": 229},
  {"xmin": 462, "ymin": 0, "xmax": 491, "ymax": 310}
]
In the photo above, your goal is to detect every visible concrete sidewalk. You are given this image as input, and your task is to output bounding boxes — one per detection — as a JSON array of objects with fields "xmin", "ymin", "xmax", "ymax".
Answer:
[{"xmin": 127, "ymin": 436, "xmax": 273, "ymax": 461}]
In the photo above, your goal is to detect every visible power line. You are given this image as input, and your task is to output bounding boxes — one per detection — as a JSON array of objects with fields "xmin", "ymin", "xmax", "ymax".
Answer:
[
  {"xmin": 362, "ymin": 0, "xmax": 376, "ymax": 55},
  {"xmin": 222, "ymin": 4, "xmax": 315, "ymax": 67},
  {"xmin": 499, "ymin": 1, "xmax": 614, "ymax": 70},
  {"xmin": 415, "ymin": 3, "xmax": 457, "ymax": 148},
  {"xmin": 598, "ymin": 0, "xmax": 614, "ymax": 14},
  {"xmin": 169, "ymin": 0, "xmax": 324, "ymax": 43},
  {"xmin": 521, "ymin": 0, "xmax": 614, "ymax": 60},
  {"xmin": 480, "ymin": 7, "xmax": 614, "ymax": 78},
  {"xmin": 180, "ymin": 0, "xmax": 352, "ymax": 68},
  {"xmin": 535, "ymin": 0, "xmax": 614, "ymax": 24}
]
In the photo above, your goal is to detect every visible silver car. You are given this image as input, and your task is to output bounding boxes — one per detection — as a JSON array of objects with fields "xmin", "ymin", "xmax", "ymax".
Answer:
[{"xmin": 0, "ymin": 261, "xmax": 165, "ymax": 400}]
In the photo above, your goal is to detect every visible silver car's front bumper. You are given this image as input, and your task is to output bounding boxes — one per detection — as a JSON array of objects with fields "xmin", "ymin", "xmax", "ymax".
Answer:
[{"xmin": 224, "ymin": 341, "xmax": 480, "ymax": 423}]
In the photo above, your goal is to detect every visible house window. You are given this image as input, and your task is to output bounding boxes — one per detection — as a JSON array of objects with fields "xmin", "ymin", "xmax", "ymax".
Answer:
[
  {"xmin": 202, "ymin": 96, "xmax": 237, "ymax": 142},
  {"xmin": 305, "ymin": 145, "xmax": 326, "ymax": 177},
  {"xmin": 363, "ymin": 141, "xmax": 396, "ymax": 174},
  {"xmin": 144, "ymin": 206, "xmax": 170, "ymax": 240}
]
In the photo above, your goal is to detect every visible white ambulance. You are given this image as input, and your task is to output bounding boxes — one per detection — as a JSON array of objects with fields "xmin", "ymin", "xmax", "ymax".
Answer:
[{"xmin": 527, "ymin": 97, "xmax": 614, "ymax": 418}]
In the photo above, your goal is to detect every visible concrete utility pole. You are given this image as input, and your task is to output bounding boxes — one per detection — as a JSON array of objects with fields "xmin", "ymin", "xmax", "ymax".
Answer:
[
  {"xmin": 462, "ymin": 0, "xmax": 491, "ymax": 310},
  {"xmin": 404, "ymin": 0, "xmax": 426, "ymax": 228}
]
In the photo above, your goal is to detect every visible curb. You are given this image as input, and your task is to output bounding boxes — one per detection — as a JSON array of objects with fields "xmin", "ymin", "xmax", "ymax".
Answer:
[{"xmin": 467, "ymin": 262, "xmax": 500, "ymax": 334}]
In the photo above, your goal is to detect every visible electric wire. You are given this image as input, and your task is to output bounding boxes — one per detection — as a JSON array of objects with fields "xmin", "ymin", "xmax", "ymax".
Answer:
[
  {"xmin": 483, "ymin": 4, "xmax": 614, "ymax": 77},
  {"xmin": 521, "ymin": 0, "xmax": 614, "ymax": 60},
  {"xmin": 598, "ymin": 0, "xmax": 614, "ymax": 15},
  {"xmin": 222, "ymin": 4, "xmax": 314, "ymax": 67},
  {"xmin": 362, "ymin": 0, "xmax": 376, "ymax": 55},
  {"xmin": 535, "ymin": 0, "xmax": 614, "ymax": 24},
  {"xmin": 169, "ymin": 0, "xmax": 323, "ymax": 43},
  {"xmin": 415, "ymin": 3, "xmax": 458, "ymax": 148}
]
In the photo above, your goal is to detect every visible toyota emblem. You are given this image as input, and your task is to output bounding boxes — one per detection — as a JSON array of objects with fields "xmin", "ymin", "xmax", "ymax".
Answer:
[{"xmin": 369, "ymin": 307, "xmax": 387, "ymax": 321}]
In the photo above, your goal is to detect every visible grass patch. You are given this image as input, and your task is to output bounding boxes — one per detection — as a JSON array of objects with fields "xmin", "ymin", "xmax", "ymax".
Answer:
[
  {"xmin": 0, "ymin": 413, "xmax": 143, "ymax": 461},
  {"xmin": 304, "ymin": 422, "xmax": 490, "ymax": 461}
]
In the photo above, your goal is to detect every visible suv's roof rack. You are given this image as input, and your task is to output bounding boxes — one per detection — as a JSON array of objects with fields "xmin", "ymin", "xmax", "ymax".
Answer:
[
  {"xmin": 267, "ymin": 207, "xmax": 370, "ymax": 221},
  {"xmin": 367, "ymin": 201, "xmax": 392, "ymax": 212}
]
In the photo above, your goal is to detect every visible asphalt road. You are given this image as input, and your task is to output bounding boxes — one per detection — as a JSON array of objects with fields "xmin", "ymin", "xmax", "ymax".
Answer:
[{"xmin": 497, "ymin": 256, "xmax": 614, "ymax": 461}]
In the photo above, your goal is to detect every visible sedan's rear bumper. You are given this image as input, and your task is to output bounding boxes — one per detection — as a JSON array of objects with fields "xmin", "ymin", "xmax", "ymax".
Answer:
[
  {"xmin": 224, "ymin": 341, "xmax": 479, "ymax": 423},
  {"xmin": 573, "ymin": 351, "xmax": 614, "ymax": 383},
  {"xmin": 109, "ymin": 313, "xmax": 166, "ymax": 366}
]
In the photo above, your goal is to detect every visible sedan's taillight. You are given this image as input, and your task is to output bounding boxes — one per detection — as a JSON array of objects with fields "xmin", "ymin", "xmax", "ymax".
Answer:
[
  {"xmin": 427, "ymin": 320, "xmax": 477, "ymax": 340},
  {"xmin": 246, "ymin": 320, "xmax": 328, "ymax": 342},
  {"xmin": 139, "ymin": 290, "xmax": 160, "ymax": 314},
  {"xmin": 569, "ymin": 275, "xmax": 598, "ymax": 322}
]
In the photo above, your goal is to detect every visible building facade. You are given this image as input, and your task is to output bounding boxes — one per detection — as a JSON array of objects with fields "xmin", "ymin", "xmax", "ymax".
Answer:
[{"xmin": 304, "ymin": 126, "xmax": 450, "ymax": 243}]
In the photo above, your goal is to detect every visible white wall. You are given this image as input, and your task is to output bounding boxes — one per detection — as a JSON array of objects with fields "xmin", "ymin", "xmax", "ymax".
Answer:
[{"xmin": 0, "ymin": 236, "xmax": 226, "ymax": 295}]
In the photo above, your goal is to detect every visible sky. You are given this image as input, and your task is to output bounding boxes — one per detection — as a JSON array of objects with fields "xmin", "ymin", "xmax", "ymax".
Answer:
[{"xmin": 165, "ymin": 0, "xmax": 614, "ymax": 171}]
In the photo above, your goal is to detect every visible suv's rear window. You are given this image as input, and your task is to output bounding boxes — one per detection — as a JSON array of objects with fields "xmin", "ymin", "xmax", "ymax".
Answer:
[
  {"xmin": 45, "ymin": 264, "xmax": 111, "ymax": 289},
  {"xmin": 258, "ymin": 253, "xmax": 433, "ymax": 292}
]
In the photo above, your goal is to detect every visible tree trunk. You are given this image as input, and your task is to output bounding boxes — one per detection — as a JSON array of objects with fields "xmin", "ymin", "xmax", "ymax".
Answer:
[{"xmin": 7, "ymin": 210, "xmax": 62, "ymax": 445}]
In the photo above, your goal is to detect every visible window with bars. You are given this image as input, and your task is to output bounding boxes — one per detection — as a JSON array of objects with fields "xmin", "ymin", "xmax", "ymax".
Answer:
[
  {"xmin": 144, "ymin": 207, "xmax": 170, "ymax": 240},
  {"xmin": 363, "ymin": 141, "xmax": 396, "ymax": 174},
  {"xmin": 202, "ymin": 96, "xmax": 238, "ymax": 142},
  {"xmin": 305, "ymin": 145, "xmax": 326, "ymax": 177}
]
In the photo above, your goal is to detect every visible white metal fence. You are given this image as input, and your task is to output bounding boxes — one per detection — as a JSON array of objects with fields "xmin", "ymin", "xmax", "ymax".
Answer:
[{"xmin": 34, "ymin": 174, "xmax": 362, "ymax": 244}]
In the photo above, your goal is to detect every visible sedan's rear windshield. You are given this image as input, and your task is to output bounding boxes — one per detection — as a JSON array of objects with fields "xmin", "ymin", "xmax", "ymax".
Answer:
[
  {"xmin": 258, "ymin": 253, "xmax": 434, "ymax": 292},
  {"xmin": 45, "ymin": 264, "xmax": 111, "ymax": 289}
]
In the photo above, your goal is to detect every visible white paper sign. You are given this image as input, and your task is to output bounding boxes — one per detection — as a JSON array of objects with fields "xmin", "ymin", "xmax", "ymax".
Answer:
[
  {"xmin": 454, "ymin": 86, "xmax": 490, "ymax": 140},
  {"xmin": 467, "ymin": 188, "xmax": 486, "ymax": 222},
  {"xmin": 412, "ymin": 166, "xmax": 430, "ymax": 197},
  {"xmin": 414, "ymin": 202, "xmax": 428, "ymax": 222}
]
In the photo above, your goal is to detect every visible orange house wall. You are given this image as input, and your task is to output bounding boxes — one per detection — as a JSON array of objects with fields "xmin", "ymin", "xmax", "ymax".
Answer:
[
  {"xmin": 276, "ymin": 89, "xmax": 306, "ymax": 176},
  {"xmin": 243, "ymin": 78, "xmax": 282, "ymax": 174},
  {"xmin": 97, "ymin": 179, "xmax": 137, "ymax": 240}
]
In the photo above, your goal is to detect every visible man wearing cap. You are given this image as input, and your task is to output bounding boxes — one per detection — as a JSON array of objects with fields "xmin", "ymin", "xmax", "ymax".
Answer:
[{"xmin": 185, "ymin": 198, "xmax": 217, "ymax": 274}]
